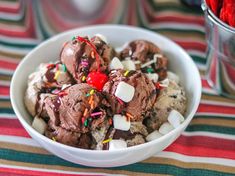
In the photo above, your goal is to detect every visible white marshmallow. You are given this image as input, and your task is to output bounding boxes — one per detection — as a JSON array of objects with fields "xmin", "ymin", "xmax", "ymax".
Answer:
[
  {"xmin": 146, "ymin": 130, "xmax": 163, "ymax": 142},
  {"xmin": 109, "ymin": 57, "xmax": 124, "ymax": 70},
  {"xmin": 113, "ymin": 114, "xmax": 131, "ymax": 131},
  {"xmin": 168, "ymin": 109, "xmax": 185, "ymax": 128},
  {"xmin": 32, "ymin": 116, "xmax": 47, "ymax": 134},
  {"xmin": 159, "ymin": 122, "xmax": 174, "ymax": 135},
  {"xmin": 95, "ymin": 34, "xmax": 108, "ymax": 43},
  {"xmin": 160, "ymin": 78, "xmax": 170, "ymax": 87},
  {"xmin": 115, "ymin": 81, "xmax": 135, "ymax": 102},
  {"xmin": 109, "ymin": 139, "xmax": 127, "ymax": 150},
  {"xmin": 167, "ymin": 71, "xmax": 180, "ymax": 84},
  {"xmin": 146, "ymin": 73, "xmax": 159, "ymax": 83},
  {"xmin": 122, "ymin": 60, "xmax": 136, "ymax": 70}
]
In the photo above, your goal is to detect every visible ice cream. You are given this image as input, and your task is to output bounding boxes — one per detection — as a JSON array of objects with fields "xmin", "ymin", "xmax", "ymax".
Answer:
[
  {"xmin": 60, "ymin": 35, "xmax": 116, "ymax": 83},
  {"xmin": 45, "ymin": 83, "xmax": 107, "ymax": 133},
  {"xmin": 25, "ymin": 35, "xmax": 187, "ymax": 150},
  {"xmin": 103, "ymin": 121, "xmax": 148, "ymax": 150},
  {"xmin": 120, "ymin": 40, "xmax": 168, "ymax": 81},
  {"xmin": 25, "ymin": 62, "xmax": 73, "ymax": 117},
  {"xmin": 144, "ymin": 80, "xmax": 187, "ymax": 132},
  {"xmin": 102, "ymin": 69, "xmax": 157, "ymax": 122},
  {"xmin": 44, "ymin": 83, "xmax": 110, "ymax": 148}
]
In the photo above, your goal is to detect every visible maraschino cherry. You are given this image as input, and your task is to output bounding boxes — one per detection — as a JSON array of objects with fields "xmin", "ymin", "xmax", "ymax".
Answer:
[
  {"xmin": 76, "ymin": 36, "xmax": 108, "ymax": 91},
  {"xmin": 86, "ymin": 71, "xmax": 108, "ymax": 91}
]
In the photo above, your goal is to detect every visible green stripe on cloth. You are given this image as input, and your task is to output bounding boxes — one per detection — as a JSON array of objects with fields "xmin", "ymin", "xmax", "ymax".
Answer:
[
  {"xmin": 0, "ymin": 148, "xmax": 234, "ymax": 176},
  {"xmin": 0, "ymin": 41, "xmax": 37, "ymax": 49},
  {"xmin": 186, "ymin": 125, "xmax": 235, "ymax": 135},
  {"xmin": 191, "ymin": 55, "xmax": 206, "ymax": 64},
  {"xmin": 148, "ymin": 0, "xmax": 203, "ymax": 15},
  {"xmin": 0, "ymin": 108, "xmax": 15, "ymax": 114},
  {"xmin": 194, "ymin": 115, "xmax": 235, "ymax": 120}
]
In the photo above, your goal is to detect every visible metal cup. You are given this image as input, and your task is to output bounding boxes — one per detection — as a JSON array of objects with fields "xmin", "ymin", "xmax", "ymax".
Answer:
[{"xmin": 202, "ymin": 1, "xmax": 235, "ymax": 98}]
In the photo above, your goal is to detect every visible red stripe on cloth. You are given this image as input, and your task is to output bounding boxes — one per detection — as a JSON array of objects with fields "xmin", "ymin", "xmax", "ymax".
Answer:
[
  {"xmin": 0, "ymin": 1, "xmax": 36, "ymax": 38},
  {"xmin": 175, "ymin": 135, "xmax": 235, "ymax": 151},
  {"xmin": 166, "ymin": 142, "xmax": 235, "ymax": 160},
  {"xmin": 0, "ymin": 2, "xmax": 21, "ymax": 13},
  {"xmin": 0, "ymin": 119, "xmax": 23, "ymax": 129},
  {"xmin": 0, "ymin": 127, "xmax": 30, "ymax": 138},
  {"xmin": 127, "ymin": 0, "xmax": 137, "ymax": 25},
  {"xmin": 0, "ymin": 60, "xmax": 18, "ymax": 70},
  {"xmin": 0, "ymin": 171, "xmax": 25, "ymax": 176},
  {"xmin": 197, "ymin": 104, "xmax": 235, "ymax": 114},
  {"xmin": 174, "ymin": 41, "xmax": 206, "ymax": 52},
  {"xmin": 201, "ymin": 78, "xmax": 213, "ymax": 89},
  {"xmin": 0, "ymin": 167, "xmax": 103, "ymax": 176},
  {"xmin": 0, "ymin": 86, "xmax": 9, "ymax": 96},
  {"xmin": 0, "ymin": 119, "xmax": 30, "ymax": 138}
]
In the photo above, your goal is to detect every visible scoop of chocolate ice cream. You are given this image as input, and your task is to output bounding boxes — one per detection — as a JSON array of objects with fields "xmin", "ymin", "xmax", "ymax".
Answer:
[
  {"xmin": 102, "ymin": 70, "xmax": 157, "ymax": 121},
  {"xmin": 91, "ymin": 35, "xmax": 116, "ymax": 64},
  {"xmin": 36, "ymin": 93, "xmax": 56, "ymax": 119},
  {"xmin": 45, "ymin": 126, "xmax": 92, "ymax": 149},
  {"xmin": 45, "ymin": 83, "xmax": 107, "ymax": 134},
  {"xmin": 120, "ymin": 40, "xmax": 168, "ymax": 80},
  {"xmin": 60, "ymin": 36, "xmax": 116, "ymax": 83},
  {"xmin": 24, "ymin": 62, "xmax": 73, "ymax": 116},
  {"xmin": 144, "ymin": 80, "xmax": 187, "ymax": 132}
]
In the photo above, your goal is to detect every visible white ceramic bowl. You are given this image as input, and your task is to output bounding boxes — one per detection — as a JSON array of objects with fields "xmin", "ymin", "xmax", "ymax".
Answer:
[{"xmin": 10, "ymin": 25, "xmax": 201, "ymax": 167}]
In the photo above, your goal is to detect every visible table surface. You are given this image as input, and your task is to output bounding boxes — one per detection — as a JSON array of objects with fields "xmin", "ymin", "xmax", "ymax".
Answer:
[{"xmin": 1, "ymin": 0, "xmax": 235, "ymax": 175}]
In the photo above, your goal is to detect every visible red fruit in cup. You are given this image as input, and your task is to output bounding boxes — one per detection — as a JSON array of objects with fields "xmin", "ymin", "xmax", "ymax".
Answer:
[
  {"xmin": 228, "ymin": 5, "xmax": 235, "ymax": 27},
  {"xmin": 207, "ymin": 0, "xmax": 222, "ymax": 16},
  {"xmin": 219, "ymin": 1, "xmax": 235, "ymax": 27},
  {"xmin": 220, "ymin": 6, "xmax": 227, "ymax": 23}
]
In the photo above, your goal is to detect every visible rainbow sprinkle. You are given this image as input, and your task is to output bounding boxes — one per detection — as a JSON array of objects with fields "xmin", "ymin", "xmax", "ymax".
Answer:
[
  {"xmin": 90, "ymin": 89, "xmax": 95, "ymax": 95},
  {"xmin": 58, "ymin": 91, "xmax": 67, "ymax": 97},
  {"xmin": 109, "ymin": 118, "xmax": 113, "ymax": 125},
  {"xmin": 126, "ymin": 112, "xmax": 133, "ymax": 120},
  {"xmin": 117, "ymin": 97, "xmax": 124, "ymax": 105},
  {"xmin": 62, "ymin": 64, "xmax": 66, "ymax": 72},
  {"xmin": 82, "ymin": 76, "xmax": 86, "ymax": 82},
  {"xmin": 84, "ymin": 119, "xmax": 88, "ymax": 127},
  {"xmin": 81, "ymin": 61, "xmax": 88, "ymax": 67},
  {"xmin": 83, "ymin": 108, "xmax": 88, "ymax": 116},
  {"xmin": 88, "ymin": 95, "xmax": 94, "ymax": 104},
  {"xmin": 90, "ymin": 112, "xmax": 102, "ymax": 117},
  {"xmin": 81, "ymin": 117, "xmax": 85, "ymax": 124},
  {"xmin": 91, "ymin": 101, "xmax": 95, "ymax": 109},
  {"xmin": 102, "ymin": 138, "xmax": 112, "ymax": 144},
  {"xmin": 124, "ymin": 70, "xmax": 129, "ymax": 77},
  {"xmin": 52, "ymin": 137, "xmax": 56, "ymax": 141},
  {"xmin": 47, "ymin": 64, "xmax": 54, "ymax": 69},
  {"xmin": 147, "ymin": 68, "xmax": 154, "ymax": 73},
  {"xmin": 54, "ymin": 71, "xmax": 60, "ymax": 80}
]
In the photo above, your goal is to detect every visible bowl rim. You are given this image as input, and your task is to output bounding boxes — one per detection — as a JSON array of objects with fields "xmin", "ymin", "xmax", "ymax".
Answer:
[
  {"xmin": 10, "ymin": 24, "xmax": 202, "ymax": 154},
  {"xmin": 201, "ymin": 0, "xmax": 235, "ymax": 33}
]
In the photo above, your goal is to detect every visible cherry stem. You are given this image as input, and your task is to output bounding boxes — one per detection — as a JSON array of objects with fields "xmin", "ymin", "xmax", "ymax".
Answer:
[{"xmin": 77, "ymin": 36, "xmax": 100, "ymax": 72}]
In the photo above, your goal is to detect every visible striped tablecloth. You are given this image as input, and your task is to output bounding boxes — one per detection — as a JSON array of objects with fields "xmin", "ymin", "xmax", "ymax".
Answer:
[{"xmin": 1, "ymin": 0, "xmax": 235, "ymax": 175}]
